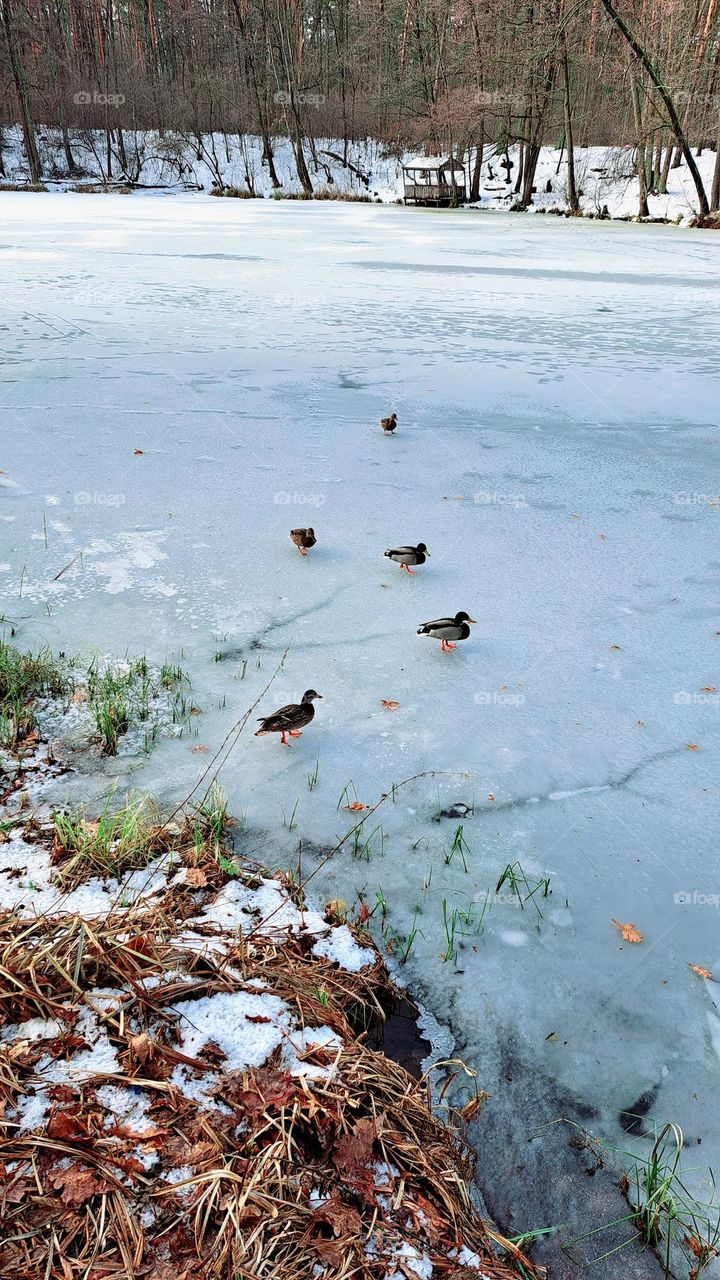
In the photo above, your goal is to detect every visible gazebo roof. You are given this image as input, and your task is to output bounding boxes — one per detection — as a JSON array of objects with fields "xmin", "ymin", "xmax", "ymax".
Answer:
[{"xmin": 402, "ymin": 155, "xmax": 465, "ymax": 172}]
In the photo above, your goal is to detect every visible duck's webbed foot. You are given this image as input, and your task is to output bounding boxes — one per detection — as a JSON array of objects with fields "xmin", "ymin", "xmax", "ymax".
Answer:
[{"xmin": 289, "ymin": 730, "xmax": 302, "ymax": 737}]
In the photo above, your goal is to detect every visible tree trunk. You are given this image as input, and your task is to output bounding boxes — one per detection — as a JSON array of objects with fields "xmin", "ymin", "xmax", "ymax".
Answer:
[
  {"xmin": 659, "ymin": 133, "xmax": 673, "ymax": 192},
  {"xmin": 1, "ymin": 0, "xmax": 42, "ymax": 182},
  {"xmin": 469, "ymin": 125, "xmax": 484, "ymax": 202},
  {"xmin": 631, "ymin": 76, "xmax": 649, "ymax": 217},
  {"xmin": 563, "ymin": 47, "xmax": 579, "ymax": 213},
  {"xmin": 61, "ymin": 124, "xmax": 76, "ymax": 174},
  {"xmin": 514, "ymin": 141, "xmax": 524, "ymax": 194},
  {"xmin": 290, "ymin": 111, "xmax": 313, "ymax": 194},
  {"xmin": 711, "ymin": 140, "xmax": 720, "ymax": 211},
  {"xmin": 0, "ymin": 126, "xmax": 5, "ymax": 177},
  {"xmin": 598, "ymin": 0, "xmax": 709, "ymax": 216},
  {"xmin": 521, "ymin": 142, "xmax": 541, "ymax": 206},
  {"xmin": 117, "ymin": 126, "xmax": 128, "ymax": 175}
]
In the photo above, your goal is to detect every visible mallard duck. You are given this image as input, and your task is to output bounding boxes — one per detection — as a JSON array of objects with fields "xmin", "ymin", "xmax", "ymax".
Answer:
[
  {"xmin": 289, "ymin": 528, "xmax": 316, "ymax": 556},
  {"xmin": 255, "ymin": 690, "xmax": 322, "ymax": 745},
  {"xmin": 417, "ymin": 611, "xmax": 476, "ymax": 652},
  {"xmin": 381, "ymin": 413, "xmax": 398, "ymax": 434},
  {"xmin": 384, "ymin": 543, "xmax": 429, "ymax": 575}
]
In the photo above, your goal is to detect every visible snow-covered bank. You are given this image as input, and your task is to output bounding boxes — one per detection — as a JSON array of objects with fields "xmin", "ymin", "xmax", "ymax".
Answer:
[
  {"xmin": 2, "ymin": 194, "xmax": 719, "ymax": 1277},
  {"xmin": 0, "ymin": 686, "xmax": 536, "ymax": 1280},
  {"xmin": 1, "ymin": 125, "xmax": 718, "ymax": 223}
]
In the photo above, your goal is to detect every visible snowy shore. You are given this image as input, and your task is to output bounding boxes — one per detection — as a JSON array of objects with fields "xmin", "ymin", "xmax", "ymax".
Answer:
[{"xmin": 1, "ymin": 124, "xmax": 718, "ymax": 223}]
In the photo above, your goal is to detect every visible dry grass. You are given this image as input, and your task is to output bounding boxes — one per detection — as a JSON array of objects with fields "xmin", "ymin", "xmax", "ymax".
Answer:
[{"xmin": 0, "ymin": 812, "xmax": 541, "ymax": 1280}]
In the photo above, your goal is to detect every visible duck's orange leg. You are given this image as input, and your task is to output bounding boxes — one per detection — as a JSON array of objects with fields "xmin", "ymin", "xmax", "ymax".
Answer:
[
  {"xmin": 400, "ymin": 563, "xmax": 416, "ymax": 575},
  {"xmin": 298, "ymin": 546, "xmax": 307, "ymax": 556},
  {"xmin": 440, "ymin": 640, "xmax": 457, "ymax": 652},
  {"xmin": 280, "ymin": 731, "xmax": 289, "ymax": 745}
]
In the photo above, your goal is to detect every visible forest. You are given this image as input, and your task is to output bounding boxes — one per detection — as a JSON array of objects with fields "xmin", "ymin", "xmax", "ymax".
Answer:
[{"xmin": 1, "ymin": 0, "xmax": 719, "ymax": 213}]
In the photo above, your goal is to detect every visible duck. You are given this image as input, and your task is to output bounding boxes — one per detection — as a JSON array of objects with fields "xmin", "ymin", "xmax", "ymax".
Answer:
[
  {"xmin": 255, "ymin": 690, "xmax": 323, "ymax": 745},
  {"xmin": 417, "ymin": 611, "xmax": 476, "ymax": 652},
  {"xmin": 384, "ymin": 543, "xmax": 430, "ymax": 574},
  {"xmin": 289, "ymin": 528, "xmax": 316, "ymax": 556},
  {"xmin": 380, "ymin": 412, "xmax": 398, "ymax": 434}
]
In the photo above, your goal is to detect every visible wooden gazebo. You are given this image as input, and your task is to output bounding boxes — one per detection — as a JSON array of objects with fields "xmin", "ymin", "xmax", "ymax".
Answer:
[{"xmin": 402, "ymin": 155, "xmax": 466, "ymax": 206}]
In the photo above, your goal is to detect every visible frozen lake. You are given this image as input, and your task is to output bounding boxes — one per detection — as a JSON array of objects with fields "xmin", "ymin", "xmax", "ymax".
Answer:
[{"xmin": 2, "ymin": 193, "xmax": 720, "ymax": 1275}]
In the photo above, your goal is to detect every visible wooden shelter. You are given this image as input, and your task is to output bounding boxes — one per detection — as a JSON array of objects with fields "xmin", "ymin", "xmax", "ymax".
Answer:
[{"xmin": 402, "ymin": 155, "xmax": 466, "ymax": 206}]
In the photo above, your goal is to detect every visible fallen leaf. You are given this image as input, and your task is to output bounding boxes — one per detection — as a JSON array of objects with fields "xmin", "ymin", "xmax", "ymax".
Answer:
[
  {"xmin": 610, "ymin": 644, "xmax": 622, "ymax": 651},
  {"xmin": 71, "ymin": 688, "xmax": 86, "ymax": 703},
  {"xmin": 134, "ymin": 448, "xmax": 144, "ymax": 455},
  {"xmin": 332, "ymin": 1117, "xmax": 376, "ymax": 1173},
  {"xmin": 636, "ymin": 720, "xmax": 644, "ymax": 728},
  {"xmin": 545, "ymin": 1031, "xmax": 557, "ymax": 1042},
  {"xmin": 47, "ymin": 1109, "xmax": 89, "ymax": 1141},
  {"xmin": 230, "ymin": 1066, "xmax": 297, "ymax": 1114},
  {"xmin": 343, "ymin": 801, "xmax": 366, "ymax": 812},
  {"xmin": 598, "ymin": 532, "xmax": 607, "ymax": 540},
  {"xmin": 687, "ymin": 743, "xmax": 699, "ymax": 751},
  {"xmin": 184, "ymin": 867, "xmax": 207, "ymax": 888},
  {"xmin": 688, "ymin": 964, "xmax": 713, "ymax": 980},
  {"xmin": 190, "ymin": 744, "xmax": 208, "ymax": 754},
  {"xmin": 310, "ymin": 1195, "xmax": 362, "ymax": 1238},
  {"xmin": 127, "ymin": 1032, "xmax": 154, "ymax": 1065},
  {"xmin": 700, "ymin": 686, "xmax": 716, "ymax": 693},
  {"xmin": 51, "ymin": 1166, "xmax": 105, "ymax": 1208},
  {"xmin": 309, "ymin": 1239, "xmax": 344, "ymax": 1269},
  {"xmin": 357, "ymin": 902, "xmax": 370, "ymax": 924},
  {"xmin": 487, "ymin": 793, "xmax": 496, "ymax": 802},
  {"xmin": 612, "ymin": 918, "xmax": 643, "ymax": 944},
  {"xmin": 381, "ymin": 699, "xmax": 400, "ymax": 710}
]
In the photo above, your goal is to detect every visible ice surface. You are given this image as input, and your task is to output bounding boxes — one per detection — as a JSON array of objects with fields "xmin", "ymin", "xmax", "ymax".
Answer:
[{"xmin": 1, "ymin": 193, "xmax": 719, "ymax": 1269}]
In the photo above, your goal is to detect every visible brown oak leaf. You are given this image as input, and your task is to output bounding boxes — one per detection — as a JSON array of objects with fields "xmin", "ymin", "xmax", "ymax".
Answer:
[
  {"xmin": 612, "ymin": 919, "xmax": 643, "ymax": 944},
  {"xmin": 311, "ymin": 1195, "xmax": 362, "ymax": 1238},
  {"xmin": 51, "ymin": 1166, "xmax": 105, "ymax": 1208},
  {"xmin": 332, "ymin": 1117, "xmax": 376, "ymax": 1173},
  {"xmin": 47, "ymin": 1109, "xmax": 89, "ymax": 1141}
]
